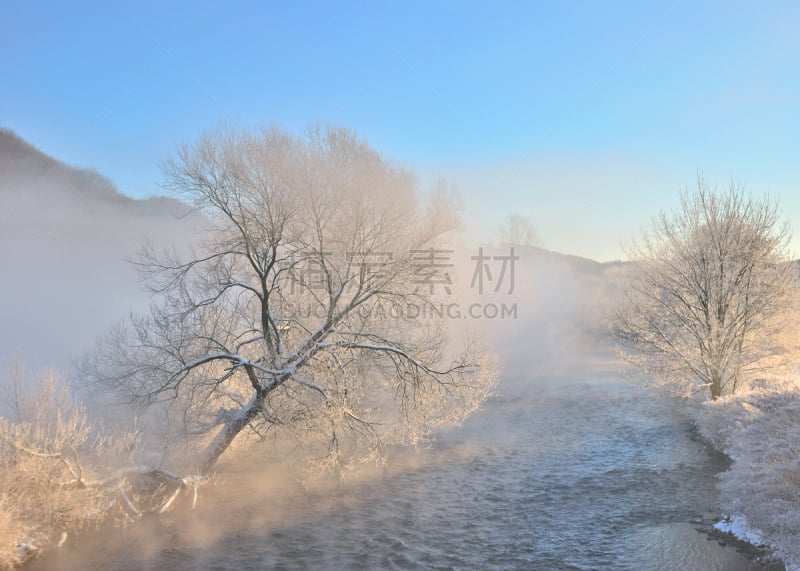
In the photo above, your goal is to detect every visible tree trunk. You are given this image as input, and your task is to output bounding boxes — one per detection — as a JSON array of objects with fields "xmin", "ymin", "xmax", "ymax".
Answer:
[
  {"xmin": 710, "ymin": 372, "xmax": 722, "ymax": 400},
  {"xmin": 199, "ymin": 389, "xmax": 266, "ymax": 475}
]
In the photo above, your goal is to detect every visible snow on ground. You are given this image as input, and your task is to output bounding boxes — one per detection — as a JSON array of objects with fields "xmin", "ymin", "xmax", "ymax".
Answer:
[
  {"xmin": 698, "ymin": 379, "xmax": 800, "ymax": 571},
  {"xmin": 714, "ymin": 515, "xmax": 764, "ymax": 547}
]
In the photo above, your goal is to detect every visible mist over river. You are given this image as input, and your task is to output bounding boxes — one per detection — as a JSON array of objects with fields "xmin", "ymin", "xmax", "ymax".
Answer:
[{"xmin": 26, "ymin": 342, "xmax": 770, "ymax": 571}]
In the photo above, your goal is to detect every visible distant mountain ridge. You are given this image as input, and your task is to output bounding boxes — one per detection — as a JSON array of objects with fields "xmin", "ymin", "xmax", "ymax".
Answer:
[
  {"xmin": 508, "ymin": 244, "xmax": 613, "ymax": 272},
  {"xmin": 0, "ymin": 128, "xmax": 190, "ymax": 217}
]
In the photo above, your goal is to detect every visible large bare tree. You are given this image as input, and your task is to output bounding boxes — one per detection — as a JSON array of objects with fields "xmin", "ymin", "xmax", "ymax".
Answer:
[
  {"xmin": 616, "ymin": 180, "xmax": 799, "ymax": 400},
  {"xmin": 85, "ymin": 126, "xmax": 496, "ymax": 476}
]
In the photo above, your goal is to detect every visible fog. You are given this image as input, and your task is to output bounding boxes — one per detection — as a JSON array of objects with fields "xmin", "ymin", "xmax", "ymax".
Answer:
[
  {"xmin": 0, "ymin": 129, "xmax": 203, "ymax": 370},
  {"xmin": 1, "ymin": 130, "xmax": 765, "ymax": 570}
]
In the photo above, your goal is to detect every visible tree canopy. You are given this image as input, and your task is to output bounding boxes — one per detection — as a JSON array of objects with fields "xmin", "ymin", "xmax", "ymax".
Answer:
[
  {"xmin": 617, "ymin": 180, "xmax": 799, "ymax": 399},
  {"xmin": 85, "ymin": 125, "xmax": 497, "ymax": 475}
]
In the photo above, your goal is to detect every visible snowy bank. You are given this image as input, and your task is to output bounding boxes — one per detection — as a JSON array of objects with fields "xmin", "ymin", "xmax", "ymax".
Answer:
[
  {"xmin": 714, "ymin": 515, "xmax": 765, "ymax": 550},
  {"xmin": 695, "ymin": 378, "xmax": 800, "ymax": 570}
]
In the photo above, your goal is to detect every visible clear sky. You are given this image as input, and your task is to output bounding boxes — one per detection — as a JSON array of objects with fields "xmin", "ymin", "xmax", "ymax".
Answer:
[{"xmin": 3, "ymin": 0, "xmax": 799, "ymax": 261}]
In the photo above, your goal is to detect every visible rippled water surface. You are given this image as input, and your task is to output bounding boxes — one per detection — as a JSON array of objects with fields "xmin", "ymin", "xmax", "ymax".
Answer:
[{"xmin": 30, "ymin": 347, "xmax": 766, "ymax": 570}]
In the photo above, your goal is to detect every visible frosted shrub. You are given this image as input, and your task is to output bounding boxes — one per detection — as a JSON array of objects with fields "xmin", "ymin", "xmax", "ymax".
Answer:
[
  {"xmin": 0, "ymin": 494, "xmax": 22, "ymax": 570},
  {"xmin": 0, "ymin": 366, "xmax": 141, "ymax": 562}
]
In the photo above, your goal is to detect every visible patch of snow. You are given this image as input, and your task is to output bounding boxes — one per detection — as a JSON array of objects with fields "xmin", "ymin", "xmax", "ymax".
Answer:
[
  {"xmin": 713, "ymin": 514, "xmax": 800, "ymax": 571},
  {"xmin": 714, "ymin": 514, "xmax": 764, "ymax": 546},
  {"xmin": 15, "ymin": 537, "xmax": 39, "ymax": 557}
]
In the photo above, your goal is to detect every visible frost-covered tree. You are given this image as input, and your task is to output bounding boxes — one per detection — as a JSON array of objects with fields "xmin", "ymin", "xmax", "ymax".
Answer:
[
  {"xmin": 499, "ymin": 214, "xmax": 540, "ymax": 247},
  {"xmin": 616, "ymin": 180, "xmax": 799, "ymax": 399},
  {"xmin": 84, "ymin": 125, "xmax": 496, "ymax": 476}
]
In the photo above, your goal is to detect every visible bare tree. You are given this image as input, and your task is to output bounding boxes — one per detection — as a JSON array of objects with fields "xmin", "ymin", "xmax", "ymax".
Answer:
[
  {"xmin": 616, "ymin": 180, "xmax": 799, "ymax": 400},
  {"xmin": 84, "ymin": 125, "xmax": 496, "ymax": 476},
  {"xmin": 499, "ymin": 214, "xmax": 540, "ymax": 248}
]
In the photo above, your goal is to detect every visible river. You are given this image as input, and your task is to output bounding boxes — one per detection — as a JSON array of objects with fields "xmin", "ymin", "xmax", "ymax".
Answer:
[{"xmin": 27, "ymin": 343, "xmax": 774, "ymax": 570}]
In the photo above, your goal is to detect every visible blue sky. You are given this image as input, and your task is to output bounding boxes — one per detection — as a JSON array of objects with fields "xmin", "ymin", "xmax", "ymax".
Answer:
[{"xmin": 3, "ymin": 1, "xmax": 799, "ymax": 261}]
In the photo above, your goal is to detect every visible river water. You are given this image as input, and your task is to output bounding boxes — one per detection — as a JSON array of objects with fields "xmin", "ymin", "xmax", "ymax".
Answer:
[{"xmin": 29, "ymin": 344, "xmax": 770, "ymax": 570}]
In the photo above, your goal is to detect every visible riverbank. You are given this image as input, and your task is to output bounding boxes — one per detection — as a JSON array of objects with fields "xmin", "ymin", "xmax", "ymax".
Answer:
[{"xmin": 693, "ymin": 377, "xmax": 800, "ymax": 571}]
